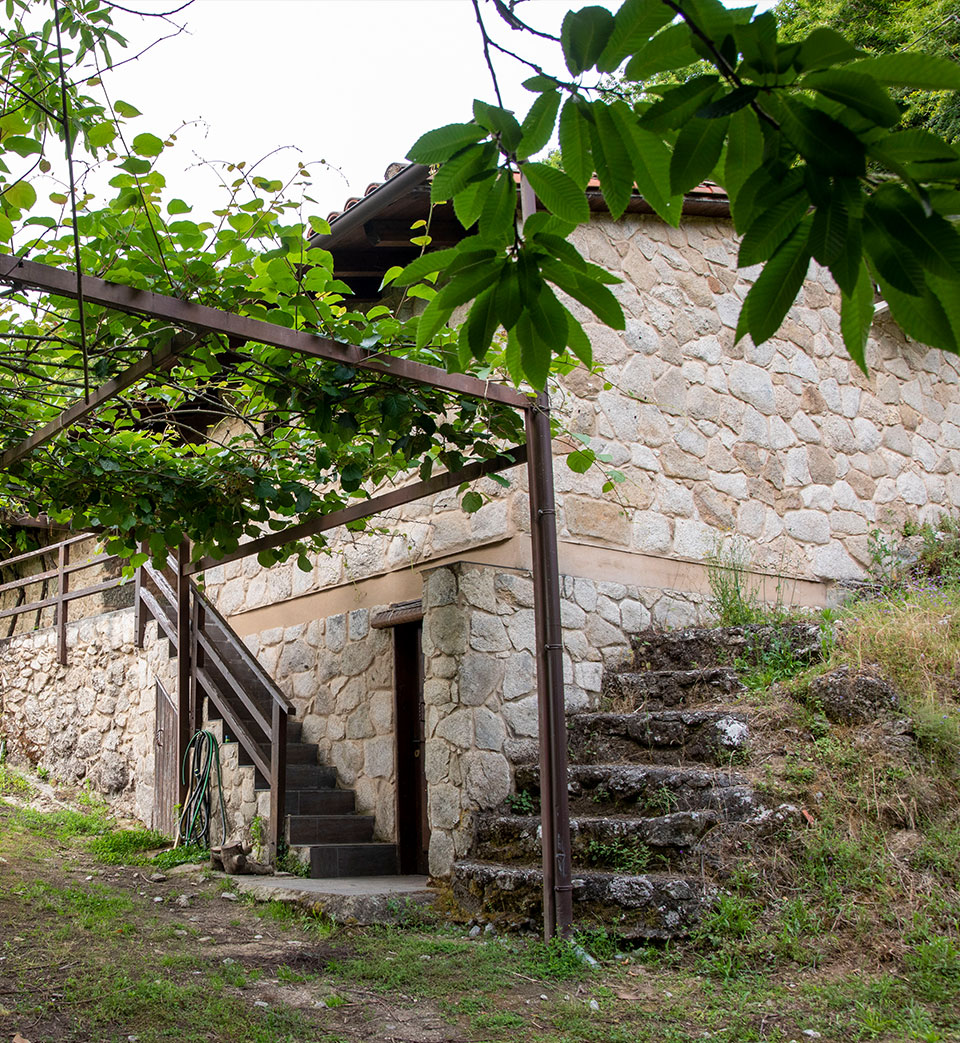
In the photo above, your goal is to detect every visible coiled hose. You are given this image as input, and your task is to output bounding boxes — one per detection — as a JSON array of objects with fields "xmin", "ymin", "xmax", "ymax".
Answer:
[{"xmin": 176, "ymin": 730, "xmax": 227, "ymax": 848}]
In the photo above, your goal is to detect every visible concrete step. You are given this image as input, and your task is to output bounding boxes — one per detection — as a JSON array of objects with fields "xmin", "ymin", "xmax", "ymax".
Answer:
[
  {"xmin": 286, "ymin": 788, "xmax": 356, "ymax": 816},
  {"xmin": 255, "ymin": 763, "xmax": 338, "ymax": 791},
  {"xmin": 513, "ymin": 762, "xmax": 755, "ymax": 817},
  {"xmin": 474, "ymin": 810, "xmax": 726, "ymax": 869},
  {"xmin": 567, "ymin": 711, "xmax": 750, "ymax": 766},
  {"xmin": 287, "ymin": 814, "xmax": 376, "ymax": 845},
  {"xmin": 603, "ymin": 667, "xmax": 743, "ymax": 711},
  {"xmin": 629, "ymin": 623, "xmax": 823, "ymax": 672},
  {"xmin": 309, "ymin": 843, "xmax": 399, "ymax": 878},
  {"xmin": 452, "ymin": 860, "xmax": 715, "ymax": 939}
]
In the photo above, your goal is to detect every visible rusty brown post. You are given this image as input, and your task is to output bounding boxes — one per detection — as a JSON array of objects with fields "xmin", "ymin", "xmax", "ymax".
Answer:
[
  {"xmin": 269, "ymin": 700, "xmax": 288, "ymax": 865},
  {"xmin": 526, "ymin": 394, "xmax": 574, "ymax": 940},
  {"xmin": 176, "ymin": 539, "xmax": 192, "ymax": 808},
  {"xmin": 55, "ymin": 540, "xmax": 69, "ymax": 665},
  {"xmin": 189, "ymin": 588, "xmax": 201, "ymax": 739}
]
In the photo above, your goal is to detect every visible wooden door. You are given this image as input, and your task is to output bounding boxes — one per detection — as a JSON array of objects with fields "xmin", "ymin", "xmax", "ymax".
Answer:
[
  {"xmin": 395, "ymin": 622, "xmax": 430, "ymax": 874},
  {"xmin": 153, "ymin": 680, "xmax": 178, "ymax": 840}
]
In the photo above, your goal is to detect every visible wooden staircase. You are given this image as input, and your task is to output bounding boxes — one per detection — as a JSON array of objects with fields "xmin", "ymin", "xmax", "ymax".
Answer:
[{"xmin": 137, "ymin": 557, "xmax": 397, "ymax": 877}]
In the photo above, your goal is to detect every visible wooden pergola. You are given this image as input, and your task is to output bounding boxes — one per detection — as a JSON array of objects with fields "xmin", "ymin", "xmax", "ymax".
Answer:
[{"xmin": 0, "ymin": 247, "xmax": 576, "ymax": 939}]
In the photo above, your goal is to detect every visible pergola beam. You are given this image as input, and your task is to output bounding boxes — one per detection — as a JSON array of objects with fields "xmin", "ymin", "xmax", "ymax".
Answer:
[
  {"xmin": 0, "ymin": 333, "xmax": 194, "ymax": 470},
  {"xmin": 0, "ymin": 253, "xmax": 530, "ymax": 410},
  {"xmin": 183, "ymin": 444, "xmax": 529, "ymax": 576}
]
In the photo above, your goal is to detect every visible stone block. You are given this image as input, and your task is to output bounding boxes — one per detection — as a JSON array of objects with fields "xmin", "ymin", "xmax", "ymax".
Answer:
[
  {"xmin": 470, "ymin": 612, "xmax": 511, "ymax": 653},
  {"xmin": 426, "ymin": 605, "xmax": 468, "ymax": 657},
  {"xmin": 463, "ymin": 750, "xmax": 511, "ymax": 808},
  {"xmin": 365, "ymin": 735, "xmax": 394, "ymax": 779},
  {"xmin": 503, "ymin": 651, "xmax": 536, "ymax": 701},
  {"xmin": 459, "ymin": 652, "xmax": 505, "ymax": 706},
  {"xmin": 564, "ymin": 495, "xmax": 631, "ymax": 545},
  {"xmin": 505, "ymin": 609, "xmax": 537, "ymax": 654}
]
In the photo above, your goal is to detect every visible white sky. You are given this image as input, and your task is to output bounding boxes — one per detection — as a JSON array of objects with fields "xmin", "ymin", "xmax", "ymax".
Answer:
[{"xmin": 101, "ymin": 0, "xmax": 775, "ymax": 217}]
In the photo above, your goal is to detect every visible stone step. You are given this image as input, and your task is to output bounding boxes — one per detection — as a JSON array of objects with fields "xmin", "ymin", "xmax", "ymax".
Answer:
[
  {"xmin": 287, "ymin": 814, "xmax": 376, "ymax": 845},
  {"xmin": 286, "ymin": 788, "xmax": 356, "ymax": 816},
  {"xmin": 513, "ymin": 762, "xmax": 755, "ymax": 817},
  {"xmin": 452, "ymin": 860, "xmax": 715, "ymax": 939},
  {"xmin": 309, "ymin": 843, "xmax": 399, "ymax": 878},
  {"xmin": 474, "ymin": 810, "xmax": 727, "ymax": 869},
  {"xmin": 629, "ymin": 623, "xmax": 823, "ymax": 672},
  {"xmin": 567, "ymin": 711, "xmax": 749, "ymax": 766},
  {"xmin": 603, "ymin": 667, "xmax": 743, "ymax": 711}
]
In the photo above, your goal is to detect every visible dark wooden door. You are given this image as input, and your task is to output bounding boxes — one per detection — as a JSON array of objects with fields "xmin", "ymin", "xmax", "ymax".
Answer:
[
  {"xmin": 153, "ymin": 680, "xmax": 178, "ymax": 840},
  {"xmin": 395, "ymin": 622, "xmax": 430, "ymax": 874}
]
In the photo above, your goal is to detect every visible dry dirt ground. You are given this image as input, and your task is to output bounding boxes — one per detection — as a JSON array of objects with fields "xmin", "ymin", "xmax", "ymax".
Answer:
[{"xmin": 0, "ymin": 774, "xmax": 957, "ymax": 1043}]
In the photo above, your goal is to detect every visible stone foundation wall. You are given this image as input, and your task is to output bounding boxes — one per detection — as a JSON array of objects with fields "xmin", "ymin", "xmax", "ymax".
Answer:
[
  {"xmin": 239, "ymin": 607, "xmax": 397, "ymax": 842},
  {"xmin": 0, "ymin": 608, "xmax": 167, "ymax": 826},
  {"xmin": 419, "ymin": 560, "xmax": 700, "ymax": 876}
]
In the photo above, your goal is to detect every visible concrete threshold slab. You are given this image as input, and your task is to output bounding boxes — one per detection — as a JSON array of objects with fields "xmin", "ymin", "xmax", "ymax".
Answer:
[{"xmin": 215, "ymin": 872, "xmax": 437, "ymax": 926}]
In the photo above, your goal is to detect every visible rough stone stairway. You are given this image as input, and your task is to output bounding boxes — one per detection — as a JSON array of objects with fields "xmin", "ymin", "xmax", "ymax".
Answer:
[{"xmin": 452, "ymin": 623, "xmax": 820, "ymax": 938}]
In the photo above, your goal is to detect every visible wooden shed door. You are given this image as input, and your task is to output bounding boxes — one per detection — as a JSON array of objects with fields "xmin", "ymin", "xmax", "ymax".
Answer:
[
  {"xmin": 153, "ymin": 681, "xmax": 178, "ymax": 840},
  {"xmin": 395, "ymin": 622, "xmax": 430, "ymax": 874}
]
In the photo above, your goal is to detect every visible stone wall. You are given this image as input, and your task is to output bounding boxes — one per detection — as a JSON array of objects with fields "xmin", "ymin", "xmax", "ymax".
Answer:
[
  {"xmin": 202, "ymin": 213, "xmax": 960, "ymax": 626},
  {"xmin": 0, "ymin": 608, "xmax": 167, "ymax": 826},
  {"xmin": 419, "ymin": 560, "xmax": 693, "ymax": 876},
  {"xmin": 238, "ymin": 607, "xmax": 397, "ymax": 842}
]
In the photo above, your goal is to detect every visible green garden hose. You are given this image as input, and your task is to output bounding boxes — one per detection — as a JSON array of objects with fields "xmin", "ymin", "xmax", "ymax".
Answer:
[{"xmin": 176, "ymin": 730, "xmax": 228, "ymax": 849}]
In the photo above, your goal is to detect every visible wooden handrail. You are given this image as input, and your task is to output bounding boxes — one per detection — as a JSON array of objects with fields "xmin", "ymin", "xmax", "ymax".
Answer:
[
  {"xmin": 0, "ymin": 553, "xmax": 112, "ymax": 596},
  {"xmin": 0, "ymin": 532, "xmax": 92, "ymax": 571}
]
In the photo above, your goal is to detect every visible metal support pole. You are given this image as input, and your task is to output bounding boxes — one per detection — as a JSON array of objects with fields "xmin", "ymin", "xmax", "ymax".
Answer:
[
  {"xmin": 189, "ymin": 589, "xmax": 201, "ymax": 740},
  {"xmin": 176, "ymin": 539, "xmax": 191, "ymax": 808},
  {"xmin": 55, "ymin": 541, "xmax": 69, "ymax": 665},
  {"xmin": 526, "ymin": 394, "xmax": 574, "ymax": 940}
]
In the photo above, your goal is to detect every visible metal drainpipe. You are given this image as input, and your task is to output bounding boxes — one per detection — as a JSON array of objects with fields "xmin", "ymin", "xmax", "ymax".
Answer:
[{"xmin": 521, "ymin": 174, "xmax": 575, "ymax": 940}]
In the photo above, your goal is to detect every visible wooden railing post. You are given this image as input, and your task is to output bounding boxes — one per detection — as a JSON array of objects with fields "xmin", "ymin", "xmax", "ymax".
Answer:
[
  {"xmin": 189, "ymin": 590, "xmax": 202, "ymax": 739},
  {"xmin": 269, "ymin": 700, "xmax": 287, "ymax": 866},
  {"xmin": 55, "ymin": 541, "xmax": 69, "ymax": 665},
  {"xmin": 176, "ymin": 539, "xmax": 192, "ymax": 809},
  {"xmin": 134, "ymin": 542, "xmax": 147, "ymax": 649}
]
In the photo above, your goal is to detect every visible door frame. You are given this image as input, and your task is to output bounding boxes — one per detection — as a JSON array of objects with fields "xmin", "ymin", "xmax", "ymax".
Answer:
[{"xmin": 393, "ymin": 620, "xmax": 430, "ymax": 875}]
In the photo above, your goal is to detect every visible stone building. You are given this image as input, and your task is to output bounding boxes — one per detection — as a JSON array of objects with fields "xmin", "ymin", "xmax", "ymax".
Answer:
[{"xmin": 3, "ymin": 164, "xmax": 958, "ymax": 879}]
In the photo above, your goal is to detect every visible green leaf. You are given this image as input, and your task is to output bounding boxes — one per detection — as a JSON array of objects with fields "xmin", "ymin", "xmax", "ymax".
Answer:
[
  {"xmin": 561, "ymin": 5, "xmax": 615, "ymax": 75},
  {"xmin": 559, "ymin": 98, "xmax": 593, "ymax": 190},
  {"xmin": 802, "ymin": 69, "xmax": 900, "ymax": 127},
  {"xmin": 724, "ymin": 107, "xmax": 764, "ymax": 230},
  {"xmin": 871, "ymin": 129, "xmax": 958, "ymax": 165},
  {"xmin": 522, "ymin": 75, "xmax": 560, "ymax": 92},
  {"xmin": 453, "ymin": 174, "xmax": 496, "ymax": 229},
  {"xmin": 596, "ymin": 0, "xmax": 673, "ymax": 72},
  {"xmin": 516, "ymin": 311, "xmax": 552, "ymax": 390},
  {"xmin": 624, "ymin": 22, "xmax": 698, "ymax": 81},
  {"xmin": 697, "ymin": 87, "xmax": 760, "ymax": 121},
  {"xmin": 5, "ymin": 180, "xmax": 36, "ymax": 211},
  {"xmin": 431, "ymin": 142, "xmax": 496, "ymax": 203},
  {"xmin": 518, "ymin": 91, "xmax": 561, "ymax": 160},
  {"xmin": 739, "ymin": 187, "xmax": 810, "ymax": 267},
  {"xmin": 521, "ymin": 162, "xmax": 589, "ymax": 225},
  {"xmin": 848, "ymin": 53, "xmax": 960, "ymax": 91},
  {"xmin": 461, "ymin": 285, "xmax": 499, "ymax": 360},
  {"xmin": 639, "ymin": 75, "xmax": 721, "ymax": 133},
  {"xmin": 565, "ymin": 307, "xmax": 593, "ymax": 368},
  {"xmin": 567, "ymin": 448, "xmax": 596, "ymax": 473},
  {"xmin": 863, "ymin": 203, "xmax": 924, "ymax": 294},
  {"xmin": 736, "ymin": 217, "xmax": 813, "ymax": 346},
  {"xmin": 588, "ymin": 101, "xmax": 634, "ymax": 220},
  {"xmin": 670, "ymin": 116, "xmax": 729, "ymax": 195},
  {"xmin": 0, "ymin": 213, "xmax": 13, "ymax": 241},
  {"xmin": 167, "ymin": 198, "xmax": 191, "ymax": 215},
  {"xmin": 115, "ymin": 100, "xmax": 141, "ymax": 117},
  {"xmin": 119, "ymin": 156, "xmax": 152, "ymax": 175},
  {"xmin": 473, "ymin": 100, "xmax": 522, "ymax": 152},
  {"xmin": 133, "ymin": 132, "xmax": 164, "ymax": 157},
  {"xmin": 505, "ymin": 326, "xmax": 523, "ymax": 383},
  {"xmin": 415, "ymin": 293, "xmax": 455, "ymax": 349},
  {"xmin": 840, "ymin": 261, "xmax": 875, "ymax": 374},
  {"xmin": 461, "ymin": 491, "xmax": 484, "ymax": 513},
  {"xmin": 479, "ymin": 168, "xmax": 518, "ymax": 242},
  {"xmin": 540, "ymin": 255, "xmax": 625, "ymax": 329},
  {"xmin": 776, "ymin": 98, "xmax": 866, "ymax": 177},
  {"xmin": 494, "ymin": 263, "xmax": 523, "ymax": 331},
  {"xmin": 407, "ymin": 123, "xmax": 488, "ymax": 164},
  {"xmin": 796, "ymin": 27, "xmax": 861, "ymax": 72},
  {"xmin": 876, "ymin": 275, "xmax": 957, "ymax": 353},
  {"xmin": 3, "ymin": 136, "xmax": 41, "ymax": 157},
  {"xmin": 867, "ymin": 184, "xmax": 960, "ymax": 283},
  {"xmin": 810, "ymin": 193, "xmax": 849, "ymax": 269},
  {"xmin": 434, "ymin": 258, "xmax": 504, "ymax": 310},
  {"xmin": 87, "ymin": 122, "xmax": 117, "ymax": 147},
  {"xmin": 607, "ymin": 100, "xmax": 682, "ymax": 227}
]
